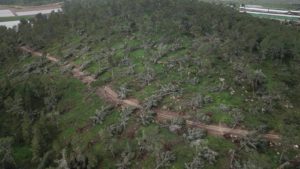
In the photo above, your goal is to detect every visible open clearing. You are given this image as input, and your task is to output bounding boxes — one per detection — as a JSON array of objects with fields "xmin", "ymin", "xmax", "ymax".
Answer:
[
  {"xmin": 15, "ymin": 8, "xmax": 61, "ymax": 16},
  {"xmin": 0, "ymin": 2, "xmax": 62, "ymax": 11},
  {"xmin": 0, "ymin": 2, "xmax": 62, "ymax": 17},
  {"xmin": 0, "ymin": 9, "xmax": 14, "ymax": 17},
  {"xmin": 0, "ymin": 2, "xmax": 62, "ymax": 27}
]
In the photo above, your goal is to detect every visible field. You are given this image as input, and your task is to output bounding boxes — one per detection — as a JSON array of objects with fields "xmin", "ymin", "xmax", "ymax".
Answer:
[
  {"xmin": 201, "ymin": 0, "xmax": 300, "ymax": 9},
  {"xmin": 0, "ymin": 2, "xmax": 61, "ymax": 11},
  {"xmin": 199, "ymin": 0, "xmax": 300, "ymax": 22},
  {"xmin": 247, "ymin": 12, "xmax": 300, "ymax": 21},
  {"xmin": 0, "ymin": 2, "xmax": 62, "ymax": 27},
  {"xmin": 0, "ymin": 9, "xmax": 14, "ymax": 16},
  {"xmin": 15, "ymin": 7, "xmax": 61, "ymax": 16}
]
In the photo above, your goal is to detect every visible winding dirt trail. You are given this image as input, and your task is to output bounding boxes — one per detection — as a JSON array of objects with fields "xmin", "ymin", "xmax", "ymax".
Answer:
[
  {"xmin": 20, "ymin": 46, "xmax": 95, "ymax": 85},
  {"xmin": 20, "ymin": 46, "xmax": 281, "ymax": 142},
  {"xmin": 99, "ymin": 86, "xmax": 280, "ymax": 141}
]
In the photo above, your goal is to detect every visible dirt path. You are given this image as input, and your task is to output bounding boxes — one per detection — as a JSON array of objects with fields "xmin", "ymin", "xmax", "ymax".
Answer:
[
  {"xmin": 96, "ymin": 86, "xmax": 142, "ymax": 108},
  {"xmin": 20, "ymin": 46, "xmax": 95, "ymax": 85},
  {"xmin": 20, "ymin": 46, "xmax": 281, "ymax": 142}
]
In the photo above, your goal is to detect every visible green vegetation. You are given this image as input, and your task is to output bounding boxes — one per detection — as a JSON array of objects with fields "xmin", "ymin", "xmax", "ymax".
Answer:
[
  {"xmin": 1, "ymin": 0, "xmax": 300, "ymax": 168},
  {"xmin": 0, "ymin": 15, "xmax": 34, "ymax": 22}
]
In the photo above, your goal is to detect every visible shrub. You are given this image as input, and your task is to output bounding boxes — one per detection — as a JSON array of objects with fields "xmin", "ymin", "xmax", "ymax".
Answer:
[{"xmin": 183, "ymin": 128, "xmax": 207, "ymax": 142}]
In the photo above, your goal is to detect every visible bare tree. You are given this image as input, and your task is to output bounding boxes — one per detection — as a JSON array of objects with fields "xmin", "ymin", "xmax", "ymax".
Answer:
[
  {"xmin": 143, "ymin": 95, "xmax": 162, "ymax": 110},
  {"xmin": 183, "ymin": 128, "xmax": 207, "ymax": 142},
  {"xmin": 198, "ymin": 146, "xmax": 218, "ymax": 165},
  {"xmin": 239, "ymin": 132, "xmax": 267, "ymax": 152},
  {"xmin": 90, "ymin": 106, "xmax": 114, "ymax": 125},
  {"xmin": 196, "ymin": 113, "xmax": 212, "ymax": 124},
  {"xmin": 139, "ymin": 109, "xmax": 156, "ymax": 126},
  {"xmin": 150, "ymin": 43, "xmax": 168, "ymax": 63},
  {"xmin": 189, "ymin": 94, "xmax": 204, "ymax": 109},
  {"xmin": 79, "ymin": 60, "xmax": 93, "ymax": 71},
  {"xmin": 118, "ymin": 84, "xmax": 131, "ymax": 99},
  {"xmin": 116, "ymin": 144, "xmax": 135, "ymax": 169},
  {"xmin": 230, "ymin": 108, "xmax": 244, "ymax": 128},
  {"xmin": 108, "ymin": 107, "xmax": 135, "ymax": 136},
  {"xmin": 55, "ymin": 149, "xmax": 69, "ymax": 169},
  {"xmin": 125, "ymin": 64, "xmax": 136, "ymax": 76},
  {"xmin": 138, "ymin": 66, "xmax": 156, "ymax": 86},
  {"xmin": 155, "ymin": 151, "xmax": 176, "ymax": 169},
  {"xmin": 185, "ymin": 156, "xmax": 204, "ymax": 169}
]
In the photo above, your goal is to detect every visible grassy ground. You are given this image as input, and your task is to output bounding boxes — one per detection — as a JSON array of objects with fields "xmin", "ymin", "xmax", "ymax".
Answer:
[
  {"xmin": 45, "ymin": 31, "xmax": 282, "ymax": 133},
  {"xmin": 3, "ymin": 1, "xmax": 299, "ymax": 167},
  {"xmin": 0, "ymin": 15, "xmax": 33, "ymax": 22},
  {"xmin": 1, "ymin": 29, "xmax": 292, "ymax": 169},
  {"xmin": 6, "ymin": 37, "xmax": 283, "ymax": 168},
  {"xmin": 3, "ymin": 52, "xmax": 240, "ymax": 168}
]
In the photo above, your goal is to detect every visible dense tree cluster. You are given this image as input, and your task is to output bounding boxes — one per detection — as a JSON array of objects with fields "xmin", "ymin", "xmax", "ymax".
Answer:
[
  {"xmin": 0, "ymin": 71, "xmax": 64, "ymax": 168},
  {"xmin": 12, "ymin": 0, "xmax": 296, "ymax": 59},
  {"xmin": 0, "ymin": 27, "xmax": 18, "ymax": 64}
]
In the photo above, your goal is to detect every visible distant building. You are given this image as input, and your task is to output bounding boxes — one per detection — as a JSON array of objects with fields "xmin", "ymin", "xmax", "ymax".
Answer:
[{"xmin": 0, "ymin": 20, "xmax": 20, "ymax": 30}]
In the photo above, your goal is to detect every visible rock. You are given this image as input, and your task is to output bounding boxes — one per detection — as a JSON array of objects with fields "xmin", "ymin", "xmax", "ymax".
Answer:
[
  {"xmin": 169, "ymin": 125, "xmax": 182, "ymax": 133},
  {"xmin": 219, "ymin": 104, "xmax": 230, "ymax": 112},
  {"xmin": 190, "ymin": 139, "xmax": 207, "ymax": 148}
]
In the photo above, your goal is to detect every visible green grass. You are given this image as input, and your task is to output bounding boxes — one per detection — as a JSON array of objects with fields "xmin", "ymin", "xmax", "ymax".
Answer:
[
  {"xmin": 55, "ymin": 79, "xmax": 109, "ymax": 148},
  {"xmin": 172, "ymin": 143, "xmax": 194, "ymax": 168},
  {"xmin": 13, "ymin": 145, "xmax": 32, "ymax": 168},
  {"xmin": 0, "ymin": 15, "xmax": 34, "ymax": 22},
  {"xmin": 206, "ymin": 136, "xmax": 235, "ymax": 168},
  {"xmin": 133, "ymin": 84, "xmax": 158, "ymax": 100}
]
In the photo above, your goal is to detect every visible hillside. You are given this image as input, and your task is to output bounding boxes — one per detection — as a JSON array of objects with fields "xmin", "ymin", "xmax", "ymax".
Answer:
[{"xmin": 0, "ymin": 0, "xmax": 300, "ymax": 168}]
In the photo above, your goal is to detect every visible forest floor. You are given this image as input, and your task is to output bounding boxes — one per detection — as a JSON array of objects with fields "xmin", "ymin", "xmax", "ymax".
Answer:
[{"xmin": 19, "ymin": 46, "xmax": 281, "ymax": 142}]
